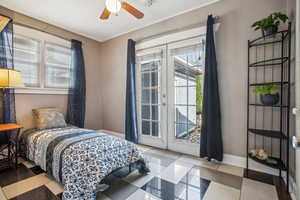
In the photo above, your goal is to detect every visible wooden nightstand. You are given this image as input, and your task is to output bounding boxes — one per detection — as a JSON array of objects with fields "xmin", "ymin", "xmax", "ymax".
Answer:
[{"xmin": 0, "ymin": 123, "xmax": 22, "ymax": 171}]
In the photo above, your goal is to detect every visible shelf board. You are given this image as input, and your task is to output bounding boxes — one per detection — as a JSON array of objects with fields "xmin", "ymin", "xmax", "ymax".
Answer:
[
  {"xmin": 249, "ymin": 81, "xmax": 289, "ymax": 86},
  {"xmin": 249, "ymin": 104, "xmax": 288, "ymax": 108},
  {"xmin": 249, "ymin": 57, "xmax": 288, "ymax": 68},
  {"xmin": 249, "ymin": 30, "xmax": 289, "ymax": 47},
  {"xmin": 0, "ymin": 158, "xmax": 11, "ymax": 172},
  {"xmin": 248, "ymin": 154, "xmax": 286, "ymax": 170},
  {"xmin": 248, "ymin": 128, "xmax": 287, "ymax": 139}
]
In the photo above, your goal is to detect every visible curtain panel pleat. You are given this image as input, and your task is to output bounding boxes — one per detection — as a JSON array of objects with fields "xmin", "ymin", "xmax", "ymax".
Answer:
[
  {"xmin": 125, "ymin": 39, "xmax": 139, "ymax": 143},
  {"xmin": 0, "ymin": 18, "xmax": 16, "ymax": 145},
  {"xmin": 200, "ymin": 15, "xmax": 223, "ymax": 161},
  {"xmin": 66, "ymin": 39, "xmax": 86, "ymax": 128}
]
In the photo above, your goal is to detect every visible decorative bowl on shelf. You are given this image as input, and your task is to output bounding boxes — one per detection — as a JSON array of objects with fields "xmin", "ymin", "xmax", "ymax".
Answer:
[{"xmin": 260, "ymin": 93, "xmax": 279, "ymax": 106}]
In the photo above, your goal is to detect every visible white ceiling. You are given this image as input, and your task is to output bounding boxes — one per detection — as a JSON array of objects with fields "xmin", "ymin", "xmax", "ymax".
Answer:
[{"xmin": 0, "ymin": 0, "xmax": 219, "ymax": 42}]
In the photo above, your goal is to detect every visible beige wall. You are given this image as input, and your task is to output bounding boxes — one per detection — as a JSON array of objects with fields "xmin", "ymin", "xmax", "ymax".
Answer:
[
  {"xmin": 98, "ymin": 0, "xmax": 287, "ymax": 157},
  {"xmin": 0, "ymin": 6, "xmax": 103, "ymax": 130}
]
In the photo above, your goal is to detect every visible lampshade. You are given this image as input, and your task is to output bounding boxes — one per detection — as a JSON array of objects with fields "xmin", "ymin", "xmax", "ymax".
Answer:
[
  {"xmin": 0, "ymin": 68, "xmax": 24, "ymax": 88},
  {"xmin": 0, "ymin": 16, "xmax": 10, "ymax": 32}
]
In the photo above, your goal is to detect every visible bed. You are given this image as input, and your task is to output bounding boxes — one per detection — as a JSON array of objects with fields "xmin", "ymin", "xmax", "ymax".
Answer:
[{"xmin": 19, "ymin": 126, "xmax": 149, "ymax": 200}]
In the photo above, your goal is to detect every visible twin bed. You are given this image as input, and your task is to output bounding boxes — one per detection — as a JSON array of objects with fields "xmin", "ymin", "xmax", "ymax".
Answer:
[{"xmin": 19, "ymin": 126, "xmax": 149, "ymax": 200}]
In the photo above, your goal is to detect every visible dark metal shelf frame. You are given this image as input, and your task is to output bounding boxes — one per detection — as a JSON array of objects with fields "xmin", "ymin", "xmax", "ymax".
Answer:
[
  {"xmin": 246, "ymin": 23, "xmax": 291, "ymax": 192},
  {"xmin": 248, "ymin": 128, "xmax": 287, "ymax": 139},
  {"xmin": 249, "ymin": 104, "xmax": 288, "ymax": 108},
  {"xmin": 248, "ymin": 30, "xmax": 289, "ymax": 47},
  {"xmin": 248, "ymin": 154, "xmax": 286, "ymax": 170},
  {"xmin": 249, "ymin": 57, "xmax": 289, "ymax": 68},
  {"xmin": 249, "ymin": 81, "xmax": 289, "ymax": 86}
]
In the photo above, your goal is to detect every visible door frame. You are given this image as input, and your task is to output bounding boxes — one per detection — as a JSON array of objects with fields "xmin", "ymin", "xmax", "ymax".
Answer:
[
  {"xmin": 135, "ymin": 24, "xmax": 220, "ymax": 155},
  {"xmin": 295, "ymin": 0, "xmax": 300, "ymax": 197}
]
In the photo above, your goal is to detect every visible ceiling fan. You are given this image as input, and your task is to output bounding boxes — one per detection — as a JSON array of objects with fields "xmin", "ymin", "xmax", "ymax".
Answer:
[{"xmin": 100, "ymin": 0, "xmax": 144, "ymax": 20}]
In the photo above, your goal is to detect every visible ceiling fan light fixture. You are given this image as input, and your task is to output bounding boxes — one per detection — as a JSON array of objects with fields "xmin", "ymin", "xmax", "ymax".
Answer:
[{"xmin": 105, "ymin": 0, "xmax": 121, "ymax": 13}]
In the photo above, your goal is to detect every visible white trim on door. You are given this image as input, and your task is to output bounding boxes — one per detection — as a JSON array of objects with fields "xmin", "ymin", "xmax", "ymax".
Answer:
[{"xmin": 136, "ymin": 24, "xmax": 220, "ymax": 51}]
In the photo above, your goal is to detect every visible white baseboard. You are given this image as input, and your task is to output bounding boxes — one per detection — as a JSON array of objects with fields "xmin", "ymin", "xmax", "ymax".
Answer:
[{"xmin": 100, "ymin": 129, "xmax": 296, "ymax": 199}]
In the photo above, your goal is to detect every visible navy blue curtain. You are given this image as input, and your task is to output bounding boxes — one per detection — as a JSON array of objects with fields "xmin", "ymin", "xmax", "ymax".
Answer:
[
  {"xmin": 125, "ymin": 39, "xmax": 138, "ymax": 143},
  {"xmin": 66, "ymin": 39, "xmax": 86, "ymax": 128},
  {"xmin": 200, "ymin": 15, "xmax": 223, "ymax": 161},
  {"xmin": 0, "ymin": 18, "xmax": 16, "ymax": 145}
]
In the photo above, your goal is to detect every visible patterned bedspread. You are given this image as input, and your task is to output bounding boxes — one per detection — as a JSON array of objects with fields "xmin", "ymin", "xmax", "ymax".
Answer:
[{"xmin": 19, "ymin": 126, "xmax": 148, "ymax": 200}]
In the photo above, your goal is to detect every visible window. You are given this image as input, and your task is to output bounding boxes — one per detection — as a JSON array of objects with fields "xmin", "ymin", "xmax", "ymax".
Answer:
[
  {"xmin": 45, "ymin": 43, "xmax": 71, "ymax": 88},
  {"xmin": 14, "ymin": 35, "xmax": 40, "ymax": 87},
  {"xmin": 13, "ymin": 25, "xmax": 72, "ymax": 94}
]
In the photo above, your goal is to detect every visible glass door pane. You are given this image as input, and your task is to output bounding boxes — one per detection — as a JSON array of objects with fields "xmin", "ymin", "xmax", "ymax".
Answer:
[
  {"xmin": 140, "ymin": 60, "xmax": 161, "ymax": 137},
  {"xmin": 170, "ymin": 41, "xmax": 205, "ymax": 145}
]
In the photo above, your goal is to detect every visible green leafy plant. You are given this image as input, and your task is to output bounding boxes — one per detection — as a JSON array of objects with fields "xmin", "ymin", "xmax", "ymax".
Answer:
[
  {"xmin": 252, "ymin": 12, "xmax": 288, "ymax": 31},
  {"xmin": 253, "ymin": 85, "xmax": 279, "ymax": 96},
  {"xmin": 196, "ymin": 75, "xmax": 203, "ymax": 114}
]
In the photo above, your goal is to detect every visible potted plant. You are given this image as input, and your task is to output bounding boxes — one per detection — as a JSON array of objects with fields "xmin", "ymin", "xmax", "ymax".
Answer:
[
  {"xmin": 254, "ymin": 85, "xmax": 279, "ymax": 106},
  {"xmin": 252, "ymin": 12, "xmax": 288, "ymax": 37}
]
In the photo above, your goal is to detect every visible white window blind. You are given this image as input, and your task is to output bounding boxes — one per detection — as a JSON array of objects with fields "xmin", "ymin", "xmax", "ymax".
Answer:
[
  {"xmin": 13, "ymin": 24, "xmax": 72, "ymax": 94},
  {"xmin": 14, "ymin": 34, "xmax": 40, "ymax": 87},
  {"xmin": 44, "ymin": 43, "xmax": 71, "ymax": 88}
]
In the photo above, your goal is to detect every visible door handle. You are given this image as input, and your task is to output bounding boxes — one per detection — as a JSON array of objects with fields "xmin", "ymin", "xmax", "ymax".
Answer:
[
  {"xmin": 292, "ymin": 136, "xmax": 300, "ymax": 149},
  {"xmin": 293, "ymin": 107, "xmax": 299, "ymax": 115},
  {"xmin": 162, "ymin": 102, "xmax": 166, "ymax": 106},
  {"xmin": 292, "ymin": 108, "xmax": 300, "ymax": 149}
]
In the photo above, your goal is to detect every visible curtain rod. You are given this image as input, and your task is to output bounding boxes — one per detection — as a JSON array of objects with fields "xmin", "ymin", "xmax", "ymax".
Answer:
[
  {"xmin": 13, "ymin": 21, "xmax": 84, "ymax": 44},
  {"xmin": 135, "ymin": 15, "xmax": 220, "ymax": 44}
]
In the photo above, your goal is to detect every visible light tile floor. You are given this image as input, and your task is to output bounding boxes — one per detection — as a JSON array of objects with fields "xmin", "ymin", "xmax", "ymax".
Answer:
[
  {"xmin": 203, "ymin": 182, "xmax": 240, "ymax": 200},
  {"xmin": 0, "ymin": 145, "xmax": 281, "ymax": 200},
  {"xmin": 241, "ymin": 178, "xmax": 279, "ymax": 200}
]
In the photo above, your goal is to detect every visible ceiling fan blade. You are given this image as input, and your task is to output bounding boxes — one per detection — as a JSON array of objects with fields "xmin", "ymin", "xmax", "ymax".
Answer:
[
  {"xmin": 122, "ymin": 2, "xmax": 144, "ymax": 19},
  {"xmin": 100, "ymin": 8, "xmax": 111, "ymax": 20}
]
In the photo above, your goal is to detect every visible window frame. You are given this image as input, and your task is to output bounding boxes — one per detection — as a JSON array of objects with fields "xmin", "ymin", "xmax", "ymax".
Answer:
[{"xmin": 13, "ymin": 24, "xmax": 72, "ymax": 95}]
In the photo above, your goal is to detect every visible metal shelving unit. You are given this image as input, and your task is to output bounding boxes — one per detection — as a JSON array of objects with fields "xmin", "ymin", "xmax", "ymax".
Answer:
[{"xmin": 246, "ymin": 23, "xmax": 291, "ymax": 192}]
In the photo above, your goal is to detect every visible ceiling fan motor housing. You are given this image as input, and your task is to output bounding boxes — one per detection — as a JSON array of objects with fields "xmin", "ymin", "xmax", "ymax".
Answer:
[
  {"xmin": 100, "ymin": 0, "xmax": 145, "ymax": 20},
  {"xmin": 147, "ymin": 0, "xmax": 153, "ymax": 7},
  {"xmin": 105, "ymin": 0, "xmax": 122, "ymax": 13}
]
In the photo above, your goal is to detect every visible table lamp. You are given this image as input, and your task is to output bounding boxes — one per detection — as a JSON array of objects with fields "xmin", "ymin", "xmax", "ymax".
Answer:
[
  {"xmin": 0, "ymin": 69, "xmax": 24, "ymax": 89},
  {"xmin": 0, "ymin": 16, "xmax": 10, "ymax": 33}
]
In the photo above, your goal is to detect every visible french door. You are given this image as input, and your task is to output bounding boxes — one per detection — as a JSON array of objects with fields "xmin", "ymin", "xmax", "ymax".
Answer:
[
  {"xmin": 136, "ymin": 46, "xmax": 168, "ymax": 149},
  {"xmin": 136, "ymin": 37, "xmax": 205, "ymax": 156}
]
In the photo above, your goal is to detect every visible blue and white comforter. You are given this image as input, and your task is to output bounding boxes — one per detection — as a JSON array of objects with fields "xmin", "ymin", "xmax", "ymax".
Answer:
[{"xmin": 20, "ymin": 126, "xmax": 148, "ymax": 200}]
